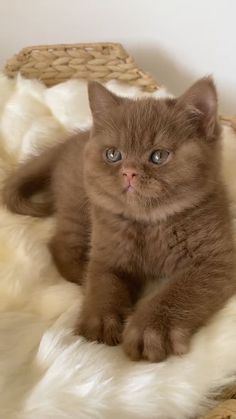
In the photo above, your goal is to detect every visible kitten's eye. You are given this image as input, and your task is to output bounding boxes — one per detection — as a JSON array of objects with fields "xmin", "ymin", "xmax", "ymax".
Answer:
[
  {"xmin": 150, "ymin": 150, "xmax": 170, "ymax": 165},
  {"xmin": 106, "ymin": 148, "xmax": 122, "ymax": 163}
]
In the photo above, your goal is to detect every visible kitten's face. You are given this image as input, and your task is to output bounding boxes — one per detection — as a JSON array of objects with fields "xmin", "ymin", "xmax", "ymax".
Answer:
[{"xmin": 84, "ymin": 80, "xmax": 220, "ymax": 221}]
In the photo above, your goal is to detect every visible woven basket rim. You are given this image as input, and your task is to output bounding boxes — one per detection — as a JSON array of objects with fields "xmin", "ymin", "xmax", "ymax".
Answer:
[
  {"xmin": 17, "ymin": 42, "xmax": 125, "ymax": 53},
  {"xmin": 4, "ymin": 41, "xmax": 160, "ymax": 92}
]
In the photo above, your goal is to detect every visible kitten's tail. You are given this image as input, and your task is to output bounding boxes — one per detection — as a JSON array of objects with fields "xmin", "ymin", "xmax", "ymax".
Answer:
[{"xmin": 3, "ymin": 146, "xmax": 61, "ymax": 217}]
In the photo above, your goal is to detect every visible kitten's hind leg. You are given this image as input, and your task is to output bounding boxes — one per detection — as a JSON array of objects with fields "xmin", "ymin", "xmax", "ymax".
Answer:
[{"xmin": 49, "ymin": 211, "xmax": 90, "ymax": 284}]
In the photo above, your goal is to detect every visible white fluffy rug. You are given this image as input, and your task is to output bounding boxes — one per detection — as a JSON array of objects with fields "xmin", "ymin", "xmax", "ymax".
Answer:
[{"xmin": 1, "ymin": 74, "xmax": 236, "ymax": 419}]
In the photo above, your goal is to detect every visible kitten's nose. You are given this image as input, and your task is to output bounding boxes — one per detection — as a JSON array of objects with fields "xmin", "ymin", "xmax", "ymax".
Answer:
[{"xmin": 122, "ymin": 169, "xmax": 137, "ymax": 183}]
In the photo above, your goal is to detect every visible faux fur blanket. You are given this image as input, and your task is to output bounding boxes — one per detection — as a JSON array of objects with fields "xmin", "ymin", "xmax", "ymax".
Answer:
[{"xmin": 1, "ymin": 74, "xmax": 236, "ymax": 419}]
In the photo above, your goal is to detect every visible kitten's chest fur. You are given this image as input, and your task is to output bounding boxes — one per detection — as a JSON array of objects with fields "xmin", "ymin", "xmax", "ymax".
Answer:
[{"xmin": 94, "ymin": 209, "xmax": 192, "ymax": 281}]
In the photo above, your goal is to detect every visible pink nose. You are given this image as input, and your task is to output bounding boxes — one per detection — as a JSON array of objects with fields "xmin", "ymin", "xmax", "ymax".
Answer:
[{"xmin": 122, "ymin": 169, "xmax": 137, "ymax": 183}]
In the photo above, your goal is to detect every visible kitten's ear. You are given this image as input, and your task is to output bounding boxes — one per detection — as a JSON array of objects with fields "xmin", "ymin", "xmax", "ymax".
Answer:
[
  {"xmin": 88, "ymin": 81, "xmax": 121, "ymax": 119},
  {"xmin": 178, "ymin": 77, "xmax": 218, "ymax": 139}
]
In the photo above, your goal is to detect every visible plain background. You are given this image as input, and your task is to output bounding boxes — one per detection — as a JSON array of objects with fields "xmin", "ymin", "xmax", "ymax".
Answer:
[{"xmin": 0, "ymin": 0, "xmax": 235, "ymax": 113}]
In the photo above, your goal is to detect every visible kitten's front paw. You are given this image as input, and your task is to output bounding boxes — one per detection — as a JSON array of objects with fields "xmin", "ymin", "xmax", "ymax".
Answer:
[
  {"xmin": 77, "ymin": 307, "xmax": 126, "ymax": 346},
  {"xmin": 122, "ymin": 305, "xmax": 191, "ymax": 362}
]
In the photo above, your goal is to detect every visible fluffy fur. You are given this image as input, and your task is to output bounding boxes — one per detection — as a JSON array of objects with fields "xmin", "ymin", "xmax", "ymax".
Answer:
[
  {"xmin": 4, "ymin": 78, "xmax": 236, "ymax": 363},
  {"xmin": 0, "ymin": 73, "xmax": 236, "ymax": 418}
]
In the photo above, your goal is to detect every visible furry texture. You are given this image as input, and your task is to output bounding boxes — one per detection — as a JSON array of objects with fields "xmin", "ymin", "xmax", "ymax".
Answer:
[
  {"xmin": 0, "ymin": 73, "xmax": 236, "ymax": 418},
  {"xmin": 5, "ymin": 79, "xmax": 236, "ymax": 364}
]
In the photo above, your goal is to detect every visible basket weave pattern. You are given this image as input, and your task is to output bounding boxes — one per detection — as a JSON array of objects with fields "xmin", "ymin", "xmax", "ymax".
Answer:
[{"xmin": 4, "ymin": 42, "xmax": 159, "ymax": 92}]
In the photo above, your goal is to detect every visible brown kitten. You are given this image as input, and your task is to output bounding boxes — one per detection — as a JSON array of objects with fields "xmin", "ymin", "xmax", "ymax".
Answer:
[{"xmin": 3, "ymin": 78, "xmax": 235, "ymax": 362}]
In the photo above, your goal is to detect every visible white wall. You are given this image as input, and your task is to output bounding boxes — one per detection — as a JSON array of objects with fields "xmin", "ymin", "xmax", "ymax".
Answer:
[{"xmin": 0, "ymin": 0, "xmax": 235, "ymax": 113}]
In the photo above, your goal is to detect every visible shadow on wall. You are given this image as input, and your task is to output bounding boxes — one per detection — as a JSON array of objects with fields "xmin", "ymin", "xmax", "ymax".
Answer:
[{"xmin": 130, "ymin": 43, "xmax": 236, "ymax": 115}]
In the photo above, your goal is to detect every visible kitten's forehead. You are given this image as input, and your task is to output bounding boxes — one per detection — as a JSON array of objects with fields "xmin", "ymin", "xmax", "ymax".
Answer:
[{"xmin": 112, "ymin": 98, "xmax": 188, "ymax": 151}]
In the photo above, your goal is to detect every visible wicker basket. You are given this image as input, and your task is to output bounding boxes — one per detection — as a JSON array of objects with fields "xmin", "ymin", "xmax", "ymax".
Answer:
[
  {"xmin": 4, "ymin": 42, "xmax": 235, "ymax": 130},
  {"xmin": 3, "ymin": 42, "xmax": 236, "ymax": 418},
  {"xmin": 4, "ymin": 42, "xmax": 159, "ymax": 92}
]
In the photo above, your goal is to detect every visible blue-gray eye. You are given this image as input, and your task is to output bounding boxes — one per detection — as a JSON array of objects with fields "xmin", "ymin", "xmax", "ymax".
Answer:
[
  {"xmin": 150, "ymin": 150, "xmax": 169, "ymax": 165},
  {"xmin": 106, "ymin": 148, "xmax": 122, "ymax": 162}
]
